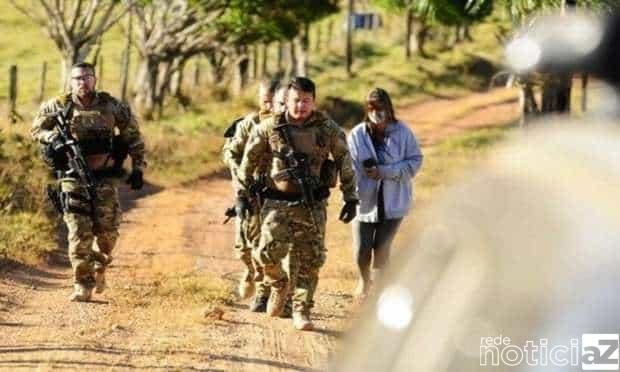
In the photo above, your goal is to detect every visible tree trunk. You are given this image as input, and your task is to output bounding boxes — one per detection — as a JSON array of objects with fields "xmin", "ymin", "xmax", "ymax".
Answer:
[
  {"xmin": 287, "ymin": 40, "xmax": 297, "ymax": 79},
  {"xmin": 120, "ymin": 13, "xmax": 132, "ymax": 103},
  {"xmin": 315, "ymin": 23, "xmax": 322, "ymax": 53},
  {"xmin": 327, "ymin": 20, "xmax": 334, "ymax": 51},
  {"xmin": 464, "ymin": 24, "xmax": 473, "ymax": 41},
  {"xmin": 346, "ymin": 0, "xmax": 354, "ymax": 76},
  {"xmin": 417, "ymin": 24, "xmax": 430, "ymax": 58},
  {"xmin": 296, "ymin": 23, "xmax": 310, "ymax": 77},
  {"xmin": 520, "ymin": 81, "xmax": 539, "ymax": 126},
  {"xmin": 541, "ymin": 74, "xmax": 572, "ymax": 114},
  {"xmin": 133, "ymin": 56, "xmax": 159, "ymax": 119},
  {"xmin": 405, "ymin": 9, "xmax": 413, "ymax": 59},
  {"xmin": 261, "ymin": 43, "xmax": 268, "ymax": 78},
  {"xmin": 252, "ymin": 45, "xmax": 258, "ymax": 81},
  {"xmin": 581, "ymin": 73, "xmax": 588, "ymax": 113},
  {"xmin": 156, "ymin": 60, "xmax": 173, "ymax": 117},
  {"xmin": 459, "ymin": 24, "xmax": 469, "ymax": 43},
  {"xmin": 206, "ymin": 50, "xmax": 227, "ymax": 85},
  {"xmin": 454, "ymin": 25, "xmax": 463, "ymax": 44},
  {"xmin": 170, "ymin": 59, "xmax": 186, "ymax": 100},
  {"xmin": 277, "ymin": 41, "xmax": 284, "ymax": 74},
  {"xmin": 232, "ymin": 47, "xmax": 249, "ymax": 96}
]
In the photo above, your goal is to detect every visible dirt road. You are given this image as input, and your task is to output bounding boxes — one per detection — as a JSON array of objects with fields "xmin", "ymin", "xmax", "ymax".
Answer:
[{"xmin": 0, "ymin": 89, "xmax": 519, "ymax": 371}]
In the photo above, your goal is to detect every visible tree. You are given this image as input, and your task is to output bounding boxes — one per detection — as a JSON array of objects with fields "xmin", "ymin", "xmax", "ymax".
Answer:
[
  {"xmin": 132, "ymin": 0, "xmax": 226, "ymax": 118},
  {"xmin": 373, "ymin": 0, "xmax": 492, "ymax": 59},
  {"xmin": 373, "ymin": 0, "xmax": 431, "ymax": 58},
  {"xmin": 9, "ymin": 0, "xmax": 134, "ymax": 90},
  {"xmin": 218, "ymin": 0, "xmax": 338, "ymax": 90}
]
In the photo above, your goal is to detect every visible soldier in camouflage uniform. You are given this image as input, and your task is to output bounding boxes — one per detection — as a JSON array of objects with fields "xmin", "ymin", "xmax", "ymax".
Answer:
[
  {"xmin": 32, "ymin": 62, "xmax": 145, "ymax": 302},
  {"xmin": 222, "ymin": 80, "xmax": 279, "ymax": 308},
  {"xmin": 237, "ymin": 77, "xmax": 358, "ymax": 330}
]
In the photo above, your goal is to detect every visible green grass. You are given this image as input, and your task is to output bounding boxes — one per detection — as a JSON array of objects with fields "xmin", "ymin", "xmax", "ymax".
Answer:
[
  {"xmin": 116, "ymin": 272, "xmax": 234, "ymax": 309},
  {"xmin": 415, "ymin": 127, "xmax": 511, "ymax": 202},
  {"xmin": 0, "ymin": 212, "xmax": 56, "ymax": 263}
]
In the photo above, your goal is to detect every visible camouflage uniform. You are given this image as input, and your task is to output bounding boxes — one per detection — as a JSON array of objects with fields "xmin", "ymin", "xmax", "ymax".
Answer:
[
  {"xmin": 32, "ymin": 92, "xmax": 145, "ymax": 291},
  {"xmin": 222, "ymin": 110, "xmax": 271, "ymax": 297},
  {"xmin": 238, "ymin": 111, "xmax": 358, "ymax": 315}
]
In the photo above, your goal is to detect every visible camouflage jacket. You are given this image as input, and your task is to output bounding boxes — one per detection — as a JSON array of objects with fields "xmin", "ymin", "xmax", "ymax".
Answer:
[
  {"xmin": 238, "ymin": 110, "xmax": 358, "ymax": 202},
  {"xmin": 32, "ymin": 91, "xmax": 145, "ymax": 171},
  {"xmin": 222, "ymin": 110, "xmax": 271, "ymax": 190}
]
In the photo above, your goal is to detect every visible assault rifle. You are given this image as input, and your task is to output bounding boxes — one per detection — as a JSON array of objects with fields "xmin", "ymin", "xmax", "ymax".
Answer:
[
  {"xmin": 276, "ymin": 125, "xmax": 321, "ymax": 233},
  {"xmin": 51, "ymin": 102, "xmax": 98, "ymax": 218}
]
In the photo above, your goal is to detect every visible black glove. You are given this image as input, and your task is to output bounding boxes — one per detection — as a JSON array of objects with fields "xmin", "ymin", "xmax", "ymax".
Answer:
[
  {"xmin": 235, "ymin": 196, "xmax": 251, "ymax": 219},
  {"xmin": 41, "ymin": 135, "xmax": 68, "ymax": 170},
  {"xmin": 50, "ymin": 135, "xmax": 67, "ymax": 152},
  {"xmin": 126, "ymin": 169, "xmax": 144, "ymax": 190},
  {"xmin": 339, "ymin": 200, "xmax": 358, "ymax": 224}
]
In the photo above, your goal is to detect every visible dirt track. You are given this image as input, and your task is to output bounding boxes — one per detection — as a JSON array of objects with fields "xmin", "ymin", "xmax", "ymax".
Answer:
[{"xmin": 0, "ymin": 89, "xmax": 519, "ymax": 371}]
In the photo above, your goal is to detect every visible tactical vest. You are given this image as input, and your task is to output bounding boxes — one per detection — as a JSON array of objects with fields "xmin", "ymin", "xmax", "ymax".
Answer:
[
  {"xmin": 58, "ymin": 92, "xmax": 116, "ymax": 157},
  {"xmin": 70, "ymin": 108, "xmax": 115, "ymax": 156},
  {"xmin": 269, "ymin": 114, "xmax": 331, "ymax": 194}
]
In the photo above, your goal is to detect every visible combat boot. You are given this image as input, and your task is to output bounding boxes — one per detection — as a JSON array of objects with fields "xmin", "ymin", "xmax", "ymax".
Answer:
[
  {"xmin": 293, "ymin": 312, "xmax": 313, "ymax": 331},
  {"xmin": 69, "ymin": 283, "xmax": 92, "ymax": 302},
  {"xmin": 279, "ymin": 298, "xmax": 293, "ymax": 319},
  {"xmin": 266, "ymin": 284, "xmax": 288, "ymax": 317},
  {"xmin": 94, "ymin": 270, "xmax": 106, "ymax": 294},
  {"xmin": 249, "ymin": 295, "xmax": 268, "ymax": 312}
]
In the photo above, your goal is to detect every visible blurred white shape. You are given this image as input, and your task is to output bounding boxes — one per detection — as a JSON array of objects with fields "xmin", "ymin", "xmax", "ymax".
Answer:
[
  {"xmin": 505, "ymin": 36, "xmax": 541, "ymax": 72},
  {"xmin": 564, "ymin": 15, "xmax": 603, "ymax": 56},
  {"xmin": 588, "ymin": 81, "xmax": 620, "ymax": 118},
  {"xmin": 538, "ymin": 14, "xmax": 604, "ymax": 64},
  {"xmin": 506, "ymin": 13, "xmax": 604, "ymax": 73},
  {"xmin": 376, "ymin": 285, "xmax": 414, "ymax": 331}
]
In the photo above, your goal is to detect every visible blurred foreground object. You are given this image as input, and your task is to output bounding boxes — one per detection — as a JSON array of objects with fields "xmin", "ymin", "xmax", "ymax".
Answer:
[
  {"xmin": 506, "ymin": 12, "xmax": 620, "ymax": 84},
  {"xmin": 332, "ymin": 11, "xmax": 620, "ymax": 372},
  {"xmin": 331, "ymin": 122, "xmax": 620, "ymax": 372},
  {"xmin": 504, "ymin": 11, "xmax": 620, "ymax": 121}
]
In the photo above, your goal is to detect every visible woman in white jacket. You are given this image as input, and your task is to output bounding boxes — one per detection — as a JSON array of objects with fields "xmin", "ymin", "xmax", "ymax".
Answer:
[{"xmin": 347, "ymin": 88, "xmax": 423, "ymax": 297}]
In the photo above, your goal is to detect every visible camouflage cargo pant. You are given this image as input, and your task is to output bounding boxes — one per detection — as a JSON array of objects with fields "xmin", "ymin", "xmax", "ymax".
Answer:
[
  {"xmin": 254, "ymin": 198, "xmax": 327, "ymax": 314},
  {"xmin": 234, "ymin": 202, "xmax": 270, "ymax": 297},
  {"xmin": 60, "ymin": 177, "xmax": 120, "ymax": 288}
]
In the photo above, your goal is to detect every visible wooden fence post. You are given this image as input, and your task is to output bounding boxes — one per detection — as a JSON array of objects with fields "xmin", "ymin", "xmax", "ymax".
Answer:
[
  {"xmin": 38, "ymin": 61, "xmax": 47, "ymax": 104},
  {"xmin": 120, "ymin": 12, "xmax": 132, "ymax": 103},
  {"xmin": 346, "ymin": 0, "xmax": 354, "ymax": 77},
  {"xmin": 9, "ymin": 65, "xmax": 17, "ymax": 123},
  {"xmin": 98, "ymin": 56, "xmax": 103, "ymax": 90},
  {"xmin": 261, "ymin": 43, "xmax": 268, "ymax": 78},
  {"xmin": 194, "ymin": 60, "xmax": 201, "ymax": 86},
  {"xmin": 581, "ymin": 73, "xmax": 588, "ymax": 113}
]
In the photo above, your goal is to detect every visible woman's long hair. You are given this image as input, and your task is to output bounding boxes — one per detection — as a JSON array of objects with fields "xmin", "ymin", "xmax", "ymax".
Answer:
[{"xmin": 363, "ymin": 88, "xmax": 397, "ymax": 124}]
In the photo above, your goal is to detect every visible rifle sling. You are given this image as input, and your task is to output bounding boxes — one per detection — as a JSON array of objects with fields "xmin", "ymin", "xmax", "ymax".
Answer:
[{"xmin": 262, "ymin": 187, "xmax": 330, "ymax": 203}]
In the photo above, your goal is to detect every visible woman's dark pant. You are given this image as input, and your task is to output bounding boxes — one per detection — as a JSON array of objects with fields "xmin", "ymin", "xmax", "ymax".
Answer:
[{"xmin": 352, "ymin": 218, "xmax": 403, "ymax": 282}]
